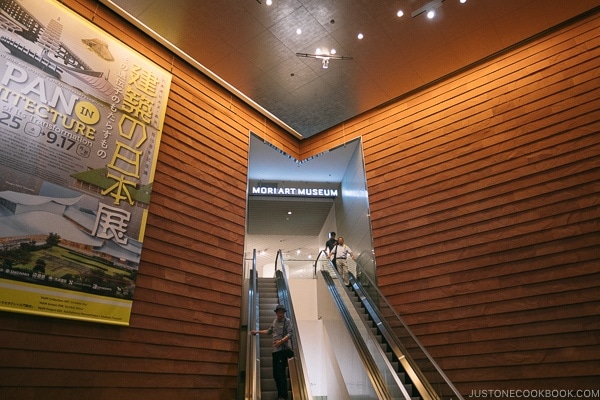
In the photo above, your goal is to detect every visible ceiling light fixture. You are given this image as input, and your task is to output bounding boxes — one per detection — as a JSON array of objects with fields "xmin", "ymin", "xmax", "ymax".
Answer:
[
  {"xmin": 411, "ymin": 0, "xmax": 444, "ymax": 18},
  {"xmin": 296, "ymin": 49, "xmax": 353, "ymax": 69}
]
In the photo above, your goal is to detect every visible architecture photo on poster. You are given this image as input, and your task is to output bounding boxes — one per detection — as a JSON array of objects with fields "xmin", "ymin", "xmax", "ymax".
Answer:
[{"xmin": 0, "ymin": 0, "xmax": 172, "ymax": 325}]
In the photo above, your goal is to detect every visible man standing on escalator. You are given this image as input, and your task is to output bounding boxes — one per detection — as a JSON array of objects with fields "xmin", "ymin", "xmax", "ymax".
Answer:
[
  {"xmin": 332, "ymin": 236, "xmax": 355, "ymax": 287},
  {"xmin": 251, "ymin": 304, "xmax": 294, "ymax": 400}
]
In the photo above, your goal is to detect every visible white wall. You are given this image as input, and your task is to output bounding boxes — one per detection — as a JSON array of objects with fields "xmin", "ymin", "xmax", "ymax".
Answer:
[
  {"xmin": 288, "ymin": 278, "xmax": 325, "ymax": 395},
  {"xmin": 288, "ymin": 275, "xmax": 377, "ymax": 398},
  {"xmin": 334, "ymin": 139, "xmax": 374, "ymax": 258}
]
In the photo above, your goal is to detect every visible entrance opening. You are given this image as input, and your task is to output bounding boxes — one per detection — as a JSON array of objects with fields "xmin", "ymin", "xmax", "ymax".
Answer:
[{"xmin": 245, "ymin": 133, "xmax": 375, "ymax": 281}]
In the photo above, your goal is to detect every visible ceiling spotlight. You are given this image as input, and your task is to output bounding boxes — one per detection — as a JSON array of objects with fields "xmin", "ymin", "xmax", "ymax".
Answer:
[
  {"xmin": 266, "ymin": 0, "xmax": 272, "ymax": 5},
  {"xmin": 460, "ymin": 0, "xmax": 467, "ymax": 3},
  {"xmin": 357, "ymin": 33, "xmax": 364, "ymax": 40},
  {"xmin": 397, "ymin": 10, "xmax": 404, "ymax": 17},
  {"xmin": 411, "ymin": 0, "xmax": 444, "ymax": 18},
  {"xmin": 296, "ymin": 49, "xmax": 353, "ymax": 69},
  {"xmin": 296, "ymin": 28, "xmax": 302, "ymax": 34}
]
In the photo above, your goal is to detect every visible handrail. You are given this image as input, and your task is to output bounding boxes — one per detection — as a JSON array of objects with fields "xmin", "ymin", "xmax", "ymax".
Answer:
[
  {"xmin": 324, "ymin": 255, "xmax": 415, "ymax": 399},
  {"xmin": 349, "ymin": 273, "xmax": 437, "ymax": 400},
  {"xmin": 350, "ymin": 268, "xmax": 464, "ymax": 400},
  {"xmin": 313, "ymin": 249, "xmax": 329, "ymax": 277},
  {"xmin": 244, "ymin": 250, "xmax": 260, "ymax": 400},
  {"xmin": 274, "ymin": 250, "xmax": 312, "ymax": 400},
  {"xmin": 287, "ymin": 357, "xmax": 301, "ymax": 400},
  {"xmin": 321, "ymin": 270, "xmax": 393, "ymax": 399}
]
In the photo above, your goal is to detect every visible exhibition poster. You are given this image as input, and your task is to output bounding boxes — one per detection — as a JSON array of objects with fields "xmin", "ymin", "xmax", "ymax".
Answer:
[{"xmin": 0, "ymin": 0, "xmax": 172, "ymax": 325}]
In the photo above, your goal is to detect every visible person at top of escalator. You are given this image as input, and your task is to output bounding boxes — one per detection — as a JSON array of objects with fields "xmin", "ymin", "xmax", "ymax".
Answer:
[
  {"xmin": 331, "ymin": 236, "xmax": 355, "ymax": 287},
  {"xmin": 251, "ymin": 304, "xmax": 294, "ymax": 400},
  {"xmin": 325, "ymin": 231, "xmax": 337, "ymax": 268},
  {"xmin": 325, "ymin": 231, "xmax": 337, "ymax": 255}
]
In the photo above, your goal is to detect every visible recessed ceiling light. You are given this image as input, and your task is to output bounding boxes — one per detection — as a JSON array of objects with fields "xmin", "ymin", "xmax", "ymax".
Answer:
[
  {"xmin": 296, "ymin": 28, "xmax": 302, "ymax": 34},
  {"xmin": 427, "ymin": 10, "xmax": 435, "ymax": 19},
  {"xmin": 266, "ymin": 0, "xmax": 272, "ymax": 5},
  {"xmin": 357, "ymin": 33, "xmax": 364, "ymax": 39},
  {"xmin": 397, "ymin": 10, "xmax": 404, "ymax": 17}
]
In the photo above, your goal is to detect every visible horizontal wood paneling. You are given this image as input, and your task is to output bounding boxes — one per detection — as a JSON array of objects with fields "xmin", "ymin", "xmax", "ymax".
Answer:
[
  {"xmin": 0, "ymin": 0, "xmax": 290, "ymax": 399},
  {"xmin": 1, "ymin": 1, "xmax": 598, "ymax": 399},
  {"xmin": 363, "ymin": 12, "xmax": 600, "ymax": 394},
  {"xmin": 305, "ymin": 8, "xmax": 600, "ymax": 396}
]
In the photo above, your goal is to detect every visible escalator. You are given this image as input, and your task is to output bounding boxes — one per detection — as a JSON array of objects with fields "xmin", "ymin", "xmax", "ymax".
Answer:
[
  {"xmin": 319, "ymin": 269, "xmax": 418, "ymax": 399},
  {"xmin": 255, "ymin": 276, "xmax": 285, "ymax": 399},
  {"xmin": 318, "ymin": 255, "xmax": 463, "ymax": 400},
  {"xmin": 244, "ymin": 250, "xmax": 312, "ymax": 400},
  {"xmin": 244, "ymin": 249, "xmax": 462, "ymax": 400}
]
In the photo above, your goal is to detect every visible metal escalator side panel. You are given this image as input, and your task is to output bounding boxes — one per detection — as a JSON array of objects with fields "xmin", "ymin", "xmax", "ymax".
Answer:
[
  {"xmin": 275, "ymin": 264, "xmax": 313, "ymax": 400},
  {"xmin": 319, "ymin": 270, "xmax": 412, "ymax": 399},
  {"xmin": 348, "ymin": 271, "xmax": 464, "ymax": 400},
  {"xmin": 245, "ymin": 252, "xmax": 260, "ymax": 400}
]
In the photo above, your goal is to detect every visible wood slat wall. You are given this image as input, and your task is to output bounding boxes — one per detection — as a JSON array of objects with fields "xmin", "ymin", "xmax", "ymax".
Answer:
[
  {"xmin": 0, "ymin": 1, "xmax": 598, "ymax": 399},
  {"xmin": 309, "ymin": 10, "xmax": 600, "ymax": 394},
  {"xmin": 0, "ymin": 0, "xmax": 293, "ymax": 399}
]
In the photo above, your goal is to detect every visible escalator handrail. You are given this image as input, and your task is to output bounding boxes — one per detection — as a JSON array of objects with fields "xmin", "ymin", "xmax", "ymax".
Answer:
[
  {"xmin": 350, "ymin": 270, "xmax": 464, "ymax": 400},
  {"xmin": 274, "ymin": 250, "xmax": 312, "ymax": 400},
  {"xmin": 321, "ymin": 269, "xmax": 393, "ymax": 399},
  {"xmin": 313, "ymin": 249, "xmax": 329, "ymax": 277},
  {"xmin": 349, "ymin": 273, "xmax": 438, "ymax": 400},
  {"xmin": 244, "ymin": 250, "xmax": 260, "ymax": 400},
  {"xmin": 325, "ymin": 258, "xmax": 414, "ymax": 399}
]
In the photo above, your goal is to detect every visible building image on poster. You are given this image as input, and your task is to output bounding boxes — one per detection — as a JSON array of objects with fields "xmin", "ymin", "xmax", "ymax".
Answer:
[{"xmin": 0, "ymin": 0, "xmax": 172, "ymax": 325}]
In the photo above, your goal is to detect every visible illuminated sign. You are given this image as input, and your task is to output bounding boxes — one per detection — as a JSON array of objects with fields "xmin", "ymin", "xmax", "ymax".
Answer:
[{"xmin": 251, "ymin": 186, "xmax": 338, "ymax": 197}]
